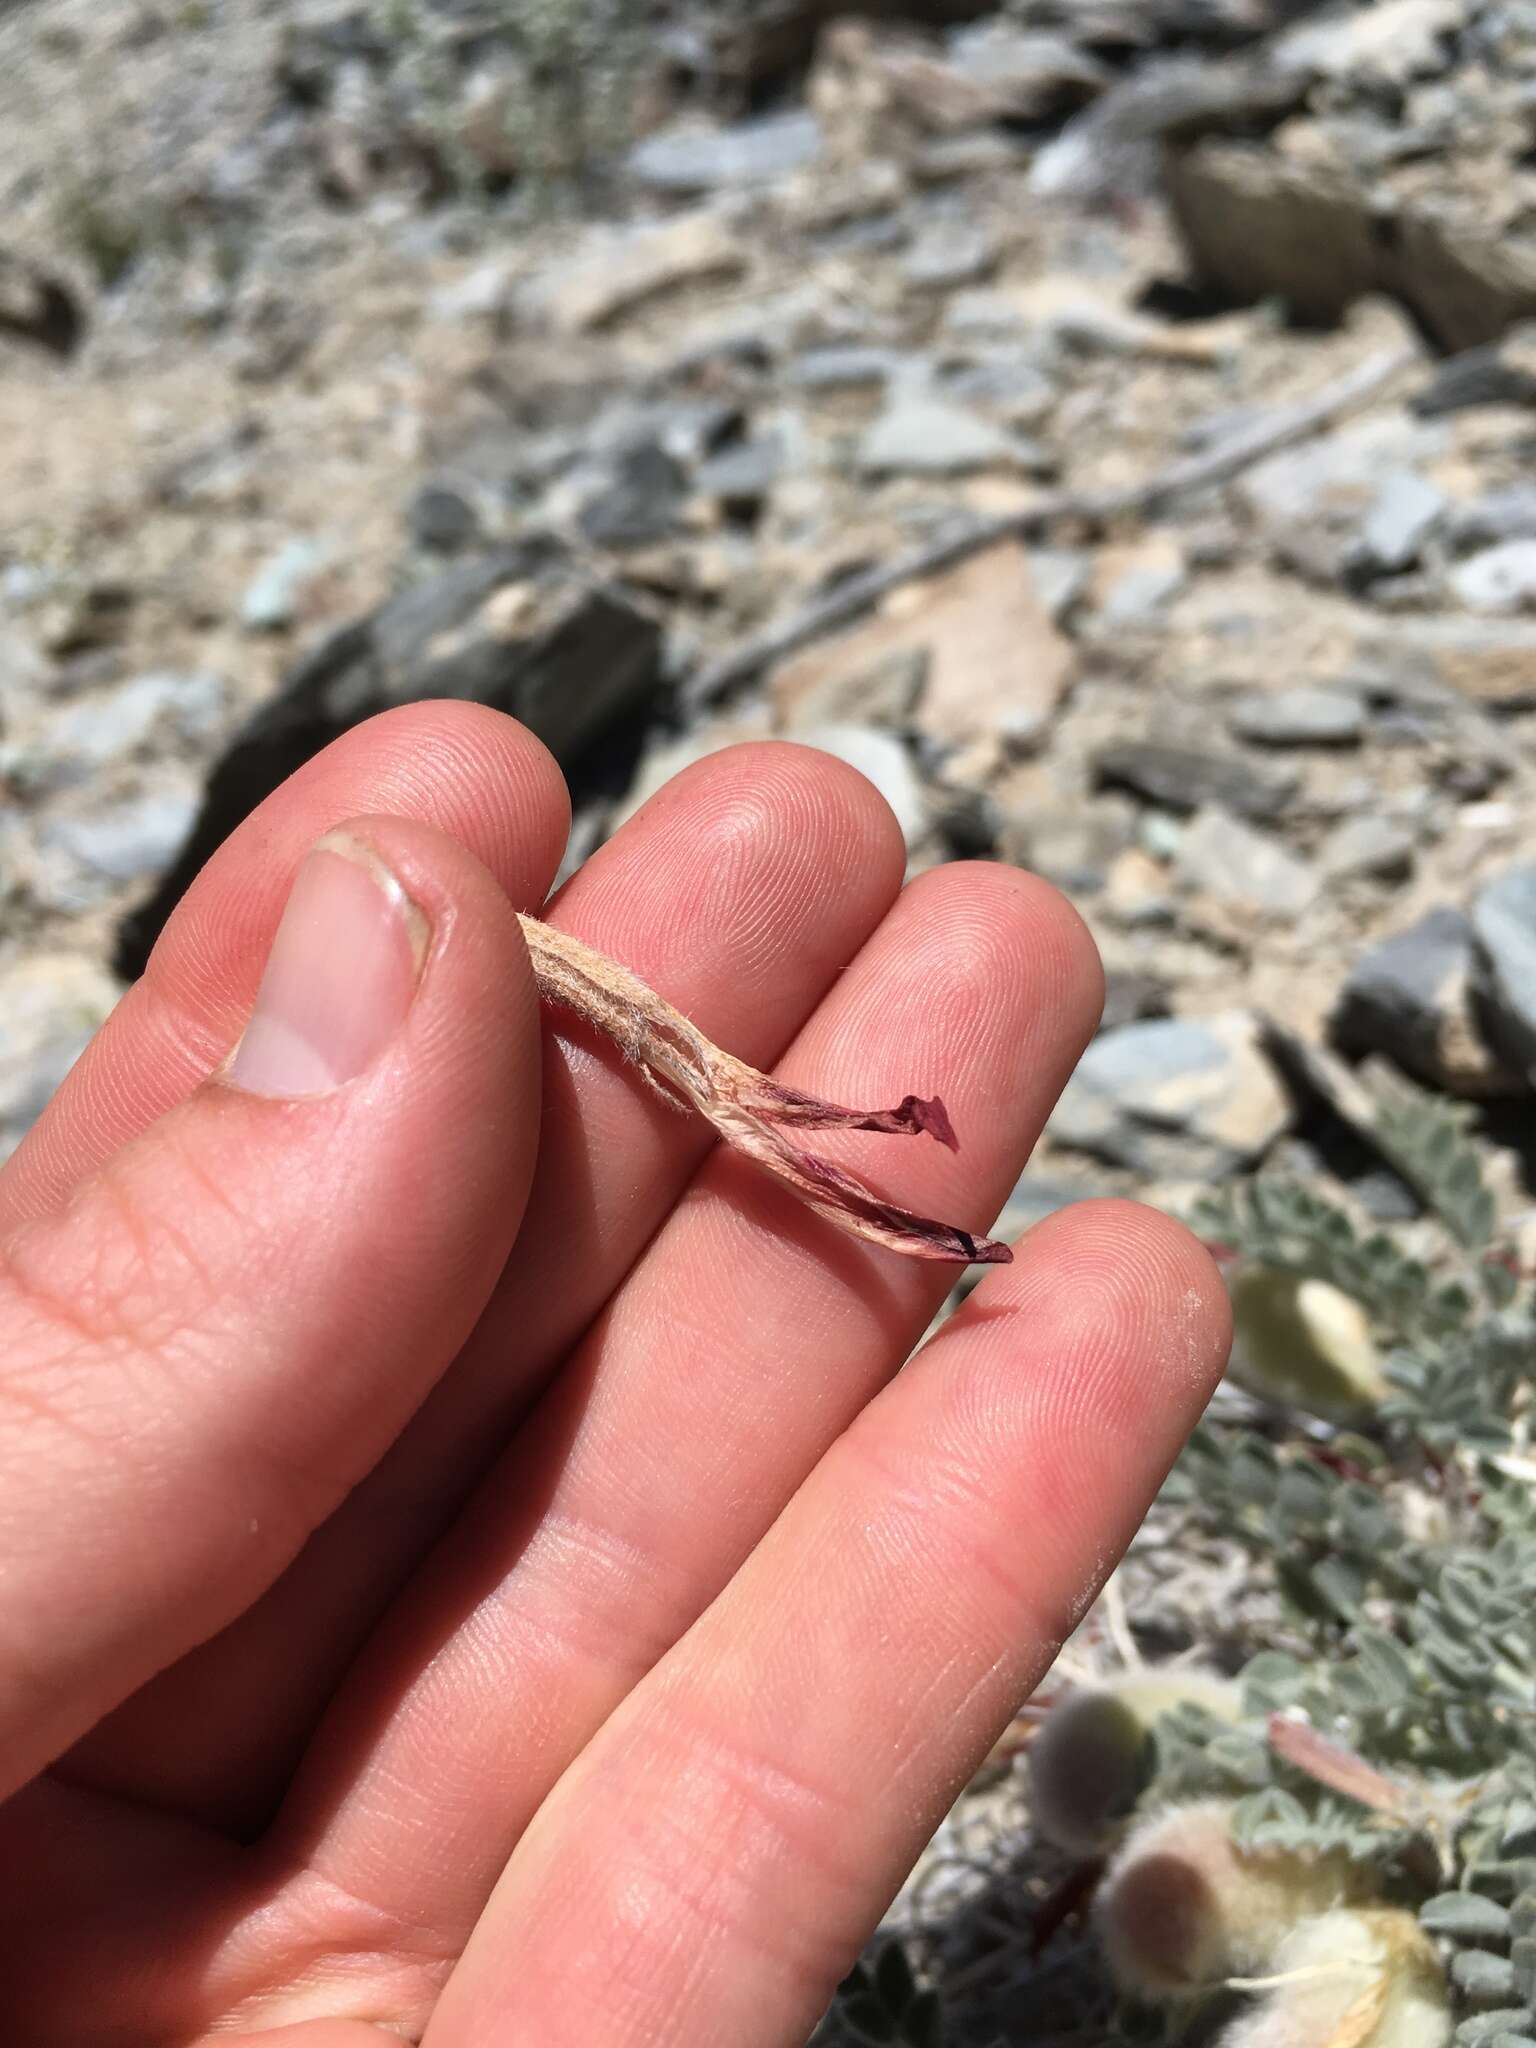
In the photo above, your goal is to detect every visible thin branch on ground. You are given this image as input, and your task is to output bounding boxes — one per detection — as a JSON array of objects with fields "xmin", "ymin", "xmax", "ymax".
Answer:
[{"xmin": 684, "ymin": 346, "xmax": 1414, "ymax": 711}]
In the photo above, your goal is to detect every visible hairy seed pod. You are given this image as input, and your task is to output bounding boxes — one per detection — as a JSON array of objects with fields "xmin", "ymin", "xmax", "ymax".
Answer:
[
  {"xmin": 1217, "ymin": 1910, "xmax": 1451, "ymax": 2048},
  {"xmin": 1228, "ymin": 1266, "xmax": 1388, "ymax": 1419},
  {"xmin": 1029, "ymin": 1674, "xmax": 1240, "ymax": 1854},
  {"xmin": 1096, "ymin": 1801, "xmax": 1356, "ymax": 1998}
]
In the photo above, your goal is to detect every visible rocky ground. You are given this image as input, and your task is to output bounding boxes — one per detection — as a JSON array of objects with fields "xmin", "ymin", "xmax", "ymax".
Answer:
[{"xmin": 7, "ymin": 0, "xmax": 1536, "ymax": 2037}]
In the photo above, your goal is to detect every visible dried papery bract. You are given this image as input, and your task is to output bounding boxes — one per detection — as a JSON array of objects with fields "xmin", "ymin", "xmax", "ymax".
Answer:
[
  {"xmin": 517, "ymin": 913, "xmax": 1009, "ymax": 1266},
  {"xmin": 1266, "ymin": 1717, "xmax": 1414, "ymax": 1823}
]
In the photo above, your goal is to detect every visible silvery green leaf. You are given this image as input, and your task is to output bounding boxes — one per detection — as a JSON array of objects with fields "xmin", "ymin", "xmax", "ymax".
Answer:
[
  {"xmin": 1207, "ymin": 1731, "xmax": 1272, "ymax": 1787},
  {"xmin": 1277, "ymin": 1462, "xmax": 1334, "ymax": 1524},
  {"xmin": 1354, "ymin": 1627, "xmax": 1417, "ymax": 1700},
  {"xmin": 1454, "ymin": 1951, "xmax": 1519, "ymax": 2004},
  {"xmin": 1423, "ymin": 1894, "xmax": 1514, "ymax": 1940},
  {"xmin": 1231, "ymin": 1788, "xmax": 1308, "ymax": 1852},
  {"xmin": 1421, "ymin": 1630, "xmax": 1487, "ymax": 1686},
  {"xmin": 1456, "ymin": 2012, "xmax": 1532, "ymax": 2044},
  {"xmin": 1309, "ymin": 1556, "xmax": 1368, "ymax": 1620},
  {"xmin": 1242, "ymin": 1652, "xmax": 1308, "ymax": 1714},
  {"xmin": 1332, "ymin": 1661, "xmax": 1379, "ymax": 1711},
  {"xmin": 1231, "ymin": 1440, "xmax": 1280, "ymax": 1508}
]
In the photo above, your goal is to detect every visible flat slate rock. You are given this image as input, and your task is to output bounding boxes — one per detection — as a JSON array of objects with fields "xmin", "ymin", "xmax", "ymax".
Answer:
[
  {"xmin": 1472, "ymin": 865, "xmax": 1536, "ymax": 1082},
  {"xmin": 44, "ymin": 789, "xmax": 201, "ymax": 885},
  {"xmin": 1092, "ymin": 740, "xmax": 1298, "ymax": 823},
  {"xmin": 1100, "ymin": 969, "xmax": 1174, "ymax": 1034},
  {"xmin": 1330, "ymin": 905, "xmax": 1512, "ymax": 1095},
  {"xmin": 1450, "ymin": 540, "xmax": 1536, "ymax": 615},
  {"xmin": 857, "ymin": 392, "xmax": 1027, "ymax": 477},
  {"xmin": 788, "ymin": 345, "xmax": 906, "ymax": 390},
  {"xmin": 1319, "ymin": 814, "xmax": 1417, "ymax": 884},
  {"xmin": 1411, "ymin": 338, "xmax": 1536, "ymax": 417},
  {"xmin": 1228, "ymin": 687, "xmax": 1363, "ymax": 747},
  {"xmin": 1175, "ymin": 806, "xmax": 1319, "ymax": 918},
  {"xmin": 578, "ymin": 443, "xmax": 688, "ymax": 550},
  {"xmin": 25, "ymin": 670, "xmax": 226, "ymax": 791},
  {"xmin": 1356, "ymin": 614, "xmax": 1536, "ymax": 706},
  {"xmin": 407, "ymin": 484, "xmax": 480, "ymax": 553},
  {"xmin": 518, "ymin": 213, "xmax": 746, "ymax": 334},
  {"xmin": 902, "ymin": 225, "xmax": 997, "ymax": 292},
  {"xmin": 1446, "ymin": 482, "xmax": 1536, "ymax": 552},
  {"xmin": 1049, "ymin": 1011, "xmax": 1290, "ymax": 1178},
  {"xmin": 626, "ymin": 111, "xmax": 822, "ymax": 194},
  {"xmin": 241, "ymin": 537, "xmax": 326, "ymax": 632},
  {"xmin": 1353, "ymin": 470, "xmax": 1446, "ymax": 576}
]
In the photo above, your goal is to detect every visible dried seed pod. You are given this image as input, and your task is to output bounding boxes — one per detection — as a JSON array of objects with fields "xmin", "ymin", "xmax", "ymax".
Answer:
[{"xmin": 518, "ymin": 913, "xmax": 1010, "ymax": 1265}]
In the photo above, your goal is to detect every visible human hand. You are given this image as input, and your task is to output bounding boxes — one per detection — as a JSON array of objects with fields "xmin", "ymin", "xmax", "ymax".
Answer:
[{"xmin": 0, "ymin": 704, "xmax": 1230, "ymax": 2046}]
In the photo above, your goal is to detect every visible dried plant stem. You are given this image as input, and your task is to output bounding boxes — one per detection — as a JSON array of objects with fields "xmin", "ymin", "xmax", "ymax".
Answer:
[
  {"xmin": 517, "ymin": 913, "xmax": 1009, "ymax": 1266},
  {"xmin": 685, "ymin": 346, "xmax": 1413, "ymax": 711}
]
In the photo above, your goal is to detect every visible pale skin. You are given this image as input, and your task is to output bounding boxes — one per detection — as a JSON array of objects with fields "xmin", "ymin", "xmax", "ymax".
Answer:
[{"xmin": 0, "ymin": 702, "xmax": 1231, "ymax": 2045}]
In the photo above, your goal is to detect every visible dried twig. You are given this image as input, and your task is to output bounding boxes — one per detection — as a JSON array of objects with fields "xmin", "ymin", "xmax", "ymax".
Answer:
[
  {"xmin": 518, "ymin": 913, "xmax": 1008, "ymax": 1265},
  {"xmin": 684, "ymin": 346, "xmax": 1414, "ymax": 711}
]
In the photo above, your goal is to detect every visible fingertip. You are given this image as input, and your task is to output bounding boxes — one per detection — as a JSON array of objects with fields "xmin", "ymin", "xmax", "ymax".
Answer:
[
  {"xmin": 195, "ymin": 806, "xmax": 543, "ymax": 1294},
  {"xmin": 745, "ymin": 736, "xmax": 912, "ymax": 869},
  {"xmin": 623, "ymin": 738, "xmax": 908, "ymax": 907},
  {"xmin": 896, "ymin": 859, "xmax": 1106, "ymax": 1063},
  {"xmin": 927, "ymin": 1197, "xmax": 1230, "ymax": 1590},
  {"xmin": 1014, "ymin": 1196, "xmax": 1232, "ymax": 1423},
  {"xmin": 335, "ymin": 700, "xmax": 572, "ymax": 890},
  {"xmin": 550, "ymin": 738, "xmax": 909, "ymax": 1018}
]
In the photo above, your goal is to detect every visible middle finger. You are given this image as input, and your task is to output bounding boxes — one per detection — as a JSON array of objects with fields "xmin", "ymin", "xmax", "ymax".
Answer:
[{"xmin": 282, "ymin": 858, "xmax": 1102, "ymax": 1946}]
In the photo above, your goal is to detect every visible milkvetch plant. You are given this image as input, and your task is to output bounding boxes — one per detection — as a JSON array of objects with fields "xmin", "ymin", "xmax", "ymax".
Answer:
[{"xmin": 986, "ymin": 1071, "xmax": 1533, "ymax": 2048}]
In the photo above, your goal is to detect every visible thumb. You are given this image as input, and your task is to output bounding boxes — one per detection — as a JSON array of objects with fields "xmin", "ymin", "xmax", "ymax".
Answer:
[{"xmin": 0, "ymin": 818, "xmax": 541, "ymax": 1798}]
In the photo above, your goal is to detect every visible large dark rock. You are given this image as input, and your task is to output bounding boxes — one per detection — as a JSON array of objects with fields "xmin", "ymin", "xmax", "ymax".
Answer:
[
  {"xmin": 1412, "ymin": 339, "xmax": 1536, "ymax": 419},
  {"xmin": 1166, "ymin": 138, "xmax": 1536, "ymax": 351},
  {"xmin": 0, "ymin": 249, "xmax": 84, "ymax": 358},
  {"xmin": 1471, "ymin": 865, "xmax": 1536, "ymax": 1085},
  {"xmin": 1330, "ymin": 906, "xmax": 1514, "ymax": 1097},
  {"xmin": 114, "ymin": 544, "xmax": 663, "ymax": 980}
]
